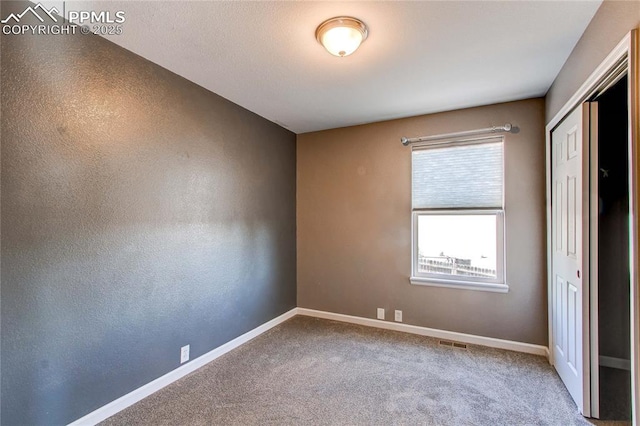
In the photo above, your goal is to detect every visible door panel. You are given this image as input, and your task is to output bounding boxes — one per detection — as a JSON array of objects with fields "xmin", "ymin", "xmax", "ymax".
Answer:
[
  {"xmin": 588, "ymin": 102, "xmax": 599, "ymax": 419},
  {"xmin": 568, "ymin": 175, "xmax": 577, "ymax": 258},
  {"xmin": 551, "ymin": 104, "xmax": 589, "ymax": 415},
  {"xmin": 568, "ymin": 281, "xmax": 578, "ymax": 373},
  {"xmin": 555, "ymin": 275, "xmax": 566, "ymax": 357},
  {"xmin": 556, "ymin": 181, "xmax": 564, "ymax": 252}
]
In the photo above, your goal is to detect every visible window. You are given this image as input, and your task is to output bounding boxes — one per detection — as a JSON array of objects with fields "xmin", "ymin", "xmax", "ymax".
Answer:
[{"xmin": 410, "ymin": 137, "xmax": 507, "ymax": 292}]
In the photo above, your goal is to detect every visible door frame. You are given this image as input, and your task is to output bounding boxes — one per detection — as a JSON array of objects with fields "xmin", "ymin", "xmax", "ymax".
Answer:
[{"xmin": 545, "ymin": 29, "xmax": 639, "ymax": 422}]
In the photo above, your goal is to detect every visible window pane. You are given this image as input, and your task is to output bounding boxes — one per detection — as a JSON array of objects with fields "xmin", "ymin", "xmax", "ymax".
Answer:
[
  {"xmin": 412, "ymin": 140, "xmax": 503, "ymax": 209},
  {"xmin": 417, "ymin": 214, "xmax": 497, "ymax": 279}
]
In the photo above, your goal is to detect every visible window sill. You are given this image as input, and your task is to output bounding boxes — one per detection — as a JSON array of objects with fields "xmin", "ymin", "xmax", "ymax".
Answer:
[{"xmin": 409, "ymin": 276, "xmax": 509, "ymax": 293}]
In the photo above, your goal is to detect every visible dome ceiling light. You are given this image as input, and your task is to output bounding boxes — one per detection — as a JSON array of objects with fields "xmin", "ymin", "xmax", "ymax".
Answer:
[{"xmin": 315, "ymin": 16, "xmax": 368, "ymax": 57}]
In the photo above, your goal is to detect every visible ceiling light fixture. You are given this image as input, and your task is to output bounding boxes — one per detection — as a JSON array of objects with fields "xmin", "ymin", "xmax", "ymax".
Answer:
[{"xmin": 315, "ymin": 16, "xmax": 368, "ymax": 57}]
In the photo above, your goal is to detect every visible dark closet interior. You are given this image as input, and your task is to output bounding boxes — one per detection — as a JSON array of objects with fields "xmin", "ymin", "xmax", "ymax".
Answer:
[{"xmin": 595, "ymin": 74, "xmax": 631, "ymax": 420}]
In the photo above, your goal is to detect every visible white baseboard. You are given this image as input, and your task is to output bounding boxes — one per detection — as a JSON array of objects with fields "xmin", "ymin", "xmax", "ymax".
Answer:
[
  {"xmin": 68, "ymin": 308, "xmax": 298, "ymax": 426},
  {"xmin": 297, "ymin": 308, "xmax": 549, "ymax": 358},
  {"xmin": 600, "ymin": 355, "xmax": 632, "ymax": 371}
]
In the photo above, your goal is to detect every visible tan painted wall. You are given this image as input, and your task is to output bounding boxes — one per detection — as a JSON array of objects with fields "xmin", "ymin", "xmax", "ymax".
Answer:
[
  {"xmin": 546, "ymin": 0, "xmax": 640, "ymax": 122},
  {"xmin": 297, "ymin": 98, "xmax": 547, "ymax": 345}
]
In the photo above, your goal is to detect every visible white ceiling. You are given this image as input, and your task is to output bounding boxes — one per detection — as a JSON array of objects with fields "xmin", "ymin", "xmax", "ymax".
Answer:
[{"xmin": 65, "ymin": 1, "xmax": 602, "ymax": 133}]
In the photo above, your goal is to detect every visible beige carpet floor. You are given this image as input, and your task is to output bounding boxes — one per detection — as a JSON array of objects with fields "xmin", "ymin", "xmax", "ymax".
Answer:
[{"xmin": 102, "ymin": 316, "xmax": 629, "ymax": 425}]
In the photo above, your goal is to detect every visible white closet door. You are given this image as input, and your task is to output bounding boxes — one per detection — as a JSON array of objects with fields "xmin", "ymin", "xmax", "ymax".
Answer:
[{"xmin": 551, "ymin": 104, "xmax": 591, "ymax": 415}]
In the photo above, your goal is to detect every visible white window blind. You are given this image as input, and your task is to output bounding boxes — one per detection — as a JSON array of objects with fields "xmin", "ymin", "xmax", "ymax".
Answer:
[{"xmin": 412, "ymin": 138, "xmax": 504, "ymax": 209}]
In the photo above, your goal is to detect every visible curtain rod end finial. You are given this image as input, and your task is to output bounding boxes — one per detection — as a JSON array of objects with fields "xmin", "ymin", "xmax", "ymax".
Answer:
[{"xmin": 401, "ymin": 137, "xmax": 409, "ymax": 146}]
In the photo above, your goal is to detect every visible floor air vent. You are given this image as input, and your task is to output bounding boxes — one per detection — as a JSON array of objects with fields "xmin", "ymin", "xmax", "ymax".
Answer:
[{"xmin": 439, "ymin": 340, "xmax": 467, "ymax": 349}]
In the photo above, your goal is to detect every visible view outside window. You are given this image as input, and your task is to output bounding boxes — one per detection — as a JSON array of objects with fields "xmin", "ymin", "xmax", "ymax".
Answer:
[{"xmin": 417, "ymin": 214, "xmax": 497, "ymax": 279}]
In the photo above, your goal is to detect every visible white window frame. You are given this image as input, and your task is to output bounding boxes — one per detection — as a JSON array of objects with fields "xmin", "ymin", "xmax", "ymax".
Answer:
[
  {"xmin": 409, "ymin": 138, "xmax": 508, "ymax": 293},
  {"xmin": 410, "ymin": 209, "xmax": 507, "ymax": 292}
]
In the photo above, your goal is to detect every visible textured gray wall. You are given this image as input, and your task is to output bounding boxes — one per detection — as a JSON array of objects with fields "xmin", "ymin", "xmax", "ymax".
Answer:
[
  {"xmin": 297, "ymin": 98, "xmax": 548, "ymax": 345},
  {"xmin": 545, "ymin": 0, "xmax": 640, "ymax": 122},
  {"xmin": 0, "ymin": 2, "xmax": 296, "ymax": 424}
]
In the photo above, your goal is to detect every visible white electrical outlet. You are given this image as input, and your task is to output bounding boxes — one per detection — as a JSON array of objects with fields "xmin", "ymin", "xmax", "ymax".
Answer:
[
  {"xmin": 394, "ymin": 310, "xmax": 403, "ymax": 322},
  {"xmin": 180, "ymin": 345, "xmax": 190, "ymax": 364},
  {"xmin": 377, "ymin": 308, "xmax": 385, "ymax": 320}
]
